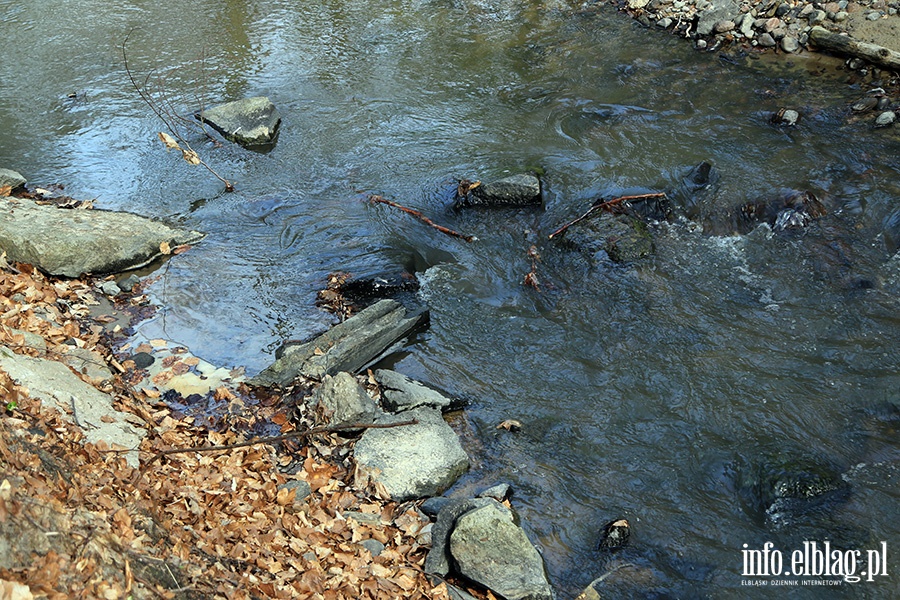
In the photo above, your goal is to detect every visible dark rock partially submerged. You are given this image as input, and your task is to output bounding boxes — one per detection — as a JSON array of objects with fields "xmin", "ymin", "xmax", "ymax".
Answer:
[
  {"xmin": 559, "ymin": 213, "xmax": 655, "ymax": 263},
  {"xmin": 455, "ymin": 173, "xmax": 542, "ymax": 208}
]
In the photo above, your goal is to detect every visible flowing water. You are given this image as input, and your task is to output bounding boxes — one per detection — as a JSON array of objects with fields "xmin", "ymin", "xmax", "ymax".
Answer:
[{"xmin": 2, "ymin": 0, "xmax": 900, "ymax": 596}]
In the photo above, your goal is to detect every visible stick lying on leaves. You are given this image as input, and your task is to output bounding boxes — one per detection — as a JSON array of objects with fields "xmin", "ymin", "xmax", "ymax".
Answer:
[
  {"xmin": 369, "ymin": 194, "xmax": 477, "ymax": 242},
  {"xmin": 548, "ymin": 193, "xmax": 666, "ymax": 240},
  {"xmin": 132, "ymin": 419, "xmax": 418, "ymax": 483}
]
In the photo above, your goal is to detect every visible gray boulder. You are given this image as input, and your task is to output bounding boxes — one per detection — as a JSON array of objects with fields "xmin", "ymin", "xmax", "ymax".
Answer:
[
  {"xmin": 450, "ymin": 500, "xmax": 554, "ymax": 600},
  {"xmin": 198, "ymin": 96, "xmax": 281, "ymax": 146},
  {"xmin": 696, "ymin": 0, "xmax": 741, "ymax": 36},
  {"xmin": 314, "ymin": 371, "xmax": 379, "ymax": 428},
  {"xmin": 0, "ymin": 168, "xmax": 26, "ymax": 190},
  {"xmin": 457, "ymin": 174, "xmax": 542, "ymax": 208},
  {"xmin": 374, "ymin": 369, "xmax": 455, "ymax": 412},
  {"xmin": 353, "ymin": 406, "xmax": 469, "ymax": 501},
  {"xmin": 0, "ymin": 346, "xmax": 144, "ymax": 467},
  {"xmin": 0, "ymin": 198, "xmax": 205, "ymax": 277},
  {"xmin": 251, "ymin": 299, "xmax": 429, "ymax": 386}
]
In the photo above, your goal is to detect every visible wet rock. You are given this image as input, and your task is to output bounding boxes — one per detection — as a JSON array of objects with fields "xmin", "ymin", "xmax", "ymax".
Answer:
[
  {"xmin": 598, "ymin": 518, "xmax": 631, "ymax": 550},
  {"xmin": 874, "ymin": 110, "xmax": 896, "ymax": 128},
  {"xmin": 560, "ymin": 213, "xmax": 655, "ymax": 263},
  {"xmin": 851, "ymin": 96, "xmax": 880, "ymax": 113},
  {"xmin": 0, "ymin": 346, "xmax": 143, "ymax": 467},
  {"xmin": 117, "ymin": 274, "xmax": 141, "ymax": 292},
  {"xmin": 575, "ymin": 560, "xmax": 664, "ymax": 600},
  {"xmin": 771, "ymin": 108, "xmax": 800, "ymax": 126},
  {"xmin": 781, "ymin": 35, "xmax": 800, "ymax": 53},
  {"xmin": 758, "ymin": 32, "xmax": 777, "ymax": 47},
  {"xmin": 420, "ymin": 496, "xmax": 454, "ymax": 518},
  {"xmin": 131, "ymin": 352, "xmax": 155, "ymax": 369},
  {"xmin": 0, "ymin": 198, "xmax": 205, "ymax": 278},
  {"xmin": 735, "ymin": 455, "xmax": 848, "ymax": 529},
  {"xmin": 314, "ymin": 371, "xmax": 379, "ymax": 429},
  {"xmin": 99, "ymin": 280, "xmax": 120, "ymax": 297},
  {"xmin": 730, "ymin": 190, "xmax": 825, "ymax": 234},
  {"xmin": 198, "ymin": 96, "xmax": 281, "ymax": 147},
  {"xmin": 674, "ymin": 161, "xmax": 719, "ymax": 219},
  {"xmin": 478, "ymin": 482, "xmax": 512, "ymax": 502},
  {"xmin": 252, "ymin": 299, "xmax": 429, "ymax": 386},
  {"xmin": 374, "ymin": 368, "xmax": 457, "ymax": 412},
  {"xmin": 336, "ymin": 270, "xmax": 419, "ymax": 309},
  {"xmin": 425, "ymin": 498, "xmax": 496, "ymax": 577},
  {"xmin": 882, "ymin": 208, "xmax": 900, "ymax": 254},
  {"xmin": 0, "ymin": 168, "xmax": 26, "ymax": 190},
  {"xmin": 456, "ymin": 173, "xmax": 542, "ymax": 208},
  {"xmin": 353, "ymin": 406, "xmax": 469, "ymax": 501},
  {"xmin": 449, "ymin": 500, "xmax": 553, "ymax": 600}
]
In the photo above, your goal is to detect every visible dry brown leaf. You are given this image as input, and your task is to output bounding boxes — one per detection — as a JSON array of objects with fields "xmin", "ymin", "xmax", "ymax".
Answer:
[
  {"xmin": 159, "ymin": 241, "xmax": 171, "ymax": 255},
  {"xmin": 0, "ymin": 580, "xmax": 34, "ymax": 600},
  {"xmin": 182, "ymin": 149, "xmax": 201, "ymax": 166},
  {"xmin": 0, "ymin": 186, "xmax": 11, "ymax": 197},
  {"xmin": 158, "ymin": 132, "xmax": 180, "ymax": 151},
  {"xmin": 172, "ymin": 244, "xmax": 192, "ymax": 255},
  {"xmin": 496, "ymin": 419, "xmax": 522, "ymax": 432}
]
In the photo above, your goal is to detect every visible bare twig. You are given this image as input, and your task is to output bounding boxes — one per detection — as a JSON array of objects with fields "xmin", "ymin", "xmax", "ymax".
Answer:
[
  {"xmin": 132, "ymin": 418, "xmax": 418, "ymax": 482},
  {"xmin": 122, "ymin": 31, "xmax": 234, "ymax": 192},
  {"xmin": 369, "ymin": 195, "xmax": 477, "ymax": 242},
  {"xmin": 548, "ymin": 193, "xmax": 666, "ymax": 239}
]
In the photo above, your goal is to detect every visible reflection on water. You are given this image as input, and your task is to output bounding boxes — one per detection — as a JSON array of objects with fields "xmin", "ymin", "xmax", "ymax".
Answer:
[{"xmin": 2, "ymin": 0, "xmax": 899, "ymax": 596}]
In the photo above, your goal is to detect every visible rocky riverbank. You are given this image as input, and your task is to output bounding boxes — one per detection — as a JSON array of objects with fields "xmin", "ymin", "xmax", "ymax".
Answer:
[{"xmin": 606, "ymin": 0, "xmax": 900, "ymax": 70}]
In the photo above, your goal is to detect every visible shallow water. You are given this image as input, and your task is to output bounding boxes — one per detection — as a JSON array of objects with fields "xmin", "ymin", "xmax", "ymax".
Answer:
[{"xmin": 2, "ymin": 0, "xmax": 899, "ymax": 596}]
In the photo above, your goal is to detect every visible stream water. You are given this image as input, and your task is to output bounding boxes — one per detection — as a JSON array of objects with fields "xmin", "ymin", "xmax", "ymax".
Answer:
[{"xmin": 2, "ymin": 0, "xmax": 900, "ymax": 596}]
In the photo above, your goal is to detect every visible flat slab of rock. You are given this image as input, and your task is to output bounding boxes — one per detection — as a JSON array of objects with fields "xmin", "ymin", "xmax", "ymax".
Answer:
[
  {"xmin": 450, "ymin": 499, "xmax": 554, "ymax": 600},
  {"xmin": 0, "ymin": 198, "xmax": 204, "ymax": 277},
  {"xmin": 353, "ymin": 406, "xmax": 468, "ymax": 501},
  {"xmin": 374, "ymin": 369, "xmax": 454, "ymax": 412},
  {"xmin": 251, "ymin": 299, "xmax": 429, "ymax": 386},
  {"xmin": 457, "ymin": 174, "xmax": 542, "ymax": 208},
  {"xmin": 199, "ymin": 96, "xmax": 281, "ymax": 147},
  {"xmin": 0, "ymin": 346, "xmax": 144, "ymax": 467},
  {"xmin": 0, "ymin": 169, "xmax": 26, "ymax": 190}
]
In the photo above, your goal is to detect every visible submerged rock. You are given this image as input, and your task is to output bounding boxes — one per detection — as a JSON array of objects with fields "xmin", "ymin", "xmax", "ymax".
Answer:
[
  {"xmin": 353, "ymin": 406, "xmax": 469, "ymax": 501},
  {"xmin": 0, "ymin": 198, "xmax": 204, "ymax": 277},
  {"xmin": 456, "ymin": 173, "xmax": 542, "ymax": 208},
  {"xmin": 449, "ymin": 500, "xmax": 553, "ymax": 600},
  {"xmin": 198, "ymin": 96, "xmax": 281, "ymax": 146},
  {"xmin": 336, "ymin": 270, "xmax": 420, "ymax": 308},
  {"xmin": 883, "ymin": 208, "xmax": 900, "ymax": 254},
  {"xmin": 598, "ymin": 518, "xmax": 631, "ymax": 550},
  {"xmin": 726, "ymin": 190, "xmax": 826, "ymax": 234},
  {"xmin": 559, "ymin": 213, "xmax": 654, "ymax": 263}
]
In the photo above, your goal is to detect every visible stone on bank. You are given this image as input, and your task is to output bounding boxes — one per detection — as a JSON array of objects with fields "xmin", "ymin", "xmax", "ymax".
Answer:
[{"xmin": 0, "ymin": 198, "xmax": 204, "ymax": 277}]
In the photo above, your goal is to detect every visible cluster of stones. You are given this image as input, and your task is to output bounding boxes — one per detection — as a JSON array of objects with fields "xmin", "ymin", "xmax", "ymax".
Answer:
[{"xmin": 625, "ymin": 0, "xmax": 900, "ymax": 54}]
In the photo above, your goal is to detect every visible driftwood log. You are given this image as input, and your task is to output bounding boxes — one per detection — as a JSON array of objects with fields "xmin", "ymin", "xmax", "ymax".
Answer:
[{"xmin": 808, "ymin": 26, "xmax": 900, "ymax": 71}]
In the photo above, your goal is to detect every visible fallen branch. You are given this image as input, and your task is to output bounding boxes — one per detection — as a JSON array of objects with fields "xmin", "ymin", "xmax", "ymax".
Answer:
[
  {"xmin": 809, "ymin": 26, "xmax": 900, "ymax": 71},
  {"xmin": 132, "ymin": 418, "xmax": 418, "ymax": 482},
  {"xmin": 369, "ymin": 195, "xmax": 477, "ymax": 242},
  {"xmin": 122, "ymin": 31, "xmax": 234, "ymax": 192},
  {"xmin": 548, "ymin": 193, "xmax": 666, "ymax": 239}
]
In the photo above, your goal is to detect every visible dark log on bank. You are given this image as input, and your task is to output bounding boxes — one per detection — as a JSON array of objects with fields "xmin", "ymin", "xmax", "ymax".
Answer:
[{"xmin": 808, "ymin": 26, "xmax": 900, "ymax": 71}]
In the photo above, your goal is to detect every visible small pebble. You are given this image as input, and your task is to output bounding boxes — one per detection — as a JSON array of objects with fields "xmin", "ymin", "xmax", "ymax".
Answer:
[
  {"xmin": 875, "ymin": 111, "xmax": 896, "ymax": 128},
  {"xmin": 100, "ymin": 281, "xmax": 120, "ymax": 297}
]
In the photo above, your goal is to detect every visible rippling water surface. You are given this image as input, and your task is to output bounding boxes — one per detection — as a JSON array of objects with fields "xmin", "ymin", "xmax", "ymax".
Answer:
[{"xmin": 2, "ymin": 0, "xmax": 899, "ymax": 596}]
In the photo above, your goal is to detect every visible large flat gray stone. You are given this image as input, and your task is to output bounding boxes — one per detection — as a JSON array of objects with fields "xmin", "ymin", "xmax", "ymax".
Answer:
[
  {"xmin": 353, "ymin": 406, "xmax": 468, "ymax": 501},
  {"xmin": 0, "ymin": 198, "xmax": 204, "ymax": 277},
  {"xmin": 0, "ymin": 346, "xmax": 144, "ymax": 467}
]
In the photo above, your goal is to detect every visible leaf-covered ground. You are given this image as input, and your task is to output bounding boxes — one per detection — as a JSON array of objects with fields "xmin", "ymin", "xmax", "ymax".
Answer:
[{"xmin": 0, "ymin": 261, "xmax": 457, "ymax": 599}]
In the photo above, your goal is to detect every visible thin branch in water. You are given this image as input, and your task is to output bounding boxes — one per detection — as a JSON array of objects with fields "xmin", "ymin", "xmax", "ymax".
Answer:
[
  {"xmin": 122, "ymin": 31, "xmax": 234, "ymax": 192},
  {"xmin": 548, "ymin": 193, "xmax": 666, "ymax": 239},
  {"xmin": 368, "ymin": 195, "xmax": 477, "ymax": 242}
]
